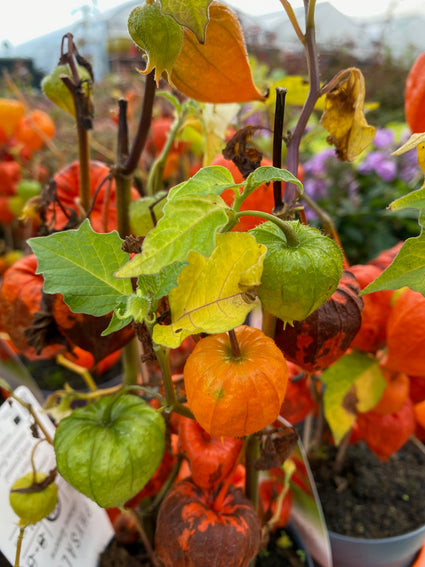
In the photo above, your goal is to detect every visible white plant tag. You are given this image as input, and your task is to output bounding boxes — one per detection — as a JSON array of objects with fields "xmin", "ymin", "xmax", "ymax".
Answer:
[{"xmin": 0, "ymin": 386, "xmax": 114, "ymax": 567}]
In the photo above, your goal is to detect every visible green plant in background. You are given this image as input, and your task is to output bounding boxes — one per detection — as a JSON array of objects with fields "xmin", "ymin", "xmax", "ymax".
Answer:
[{"xmin": 302, "ymin": 125, "xmax": 420, "ymax": 264}]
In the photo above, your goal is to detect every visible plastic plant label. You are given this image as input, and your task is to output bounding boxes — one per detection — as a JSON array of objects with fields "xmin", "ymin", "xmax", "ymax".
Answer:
[{"xmin": 0, "ymin": 386, "xmax": 114, "ymax": 567}]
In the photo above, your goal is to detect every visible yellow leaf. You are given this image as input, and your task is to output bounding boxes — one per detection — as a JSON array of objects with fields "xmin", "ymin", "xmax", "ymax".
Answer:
[
  {"xmin": 270, "ymin": 76, "xmax": 325, "ymax": 110},
  {"xmin": 392, "ymin": 132, "xmax": 425, "ymax": 176},
  {"xmin": 170, "ymin": 1, "xmax": 266, "ymax": 103},
  {"xmin": 152, "ymin": 232, "xmax": 266, "ymax": 347},
  {"xmin": 354, "ymin": 362, "xmax": 387, "ymax": 413},
  {"xmin": 320, "ymin": 67, "xmax": 376, "ymax": 161}
]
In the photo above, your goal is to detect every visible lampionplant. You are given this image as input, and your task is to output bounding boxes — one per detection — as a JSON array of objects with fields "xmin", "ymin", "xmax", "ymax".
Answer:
[{"xmin": 2, "ymin": 2, "xmax": 425, "ymax": 567}]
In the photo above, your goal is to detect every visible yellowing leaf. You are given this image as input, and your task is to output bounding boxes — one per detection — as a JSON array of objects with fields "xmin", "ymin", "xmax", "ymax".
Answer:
[
  {"xmin": 160, "ymin": 0, "xmax": 213, "ymax": 43},
  {"xmin": 152, "ymin": 232, "xmax": 266, "ymax": 347},
  {"xmin": 354, "ymin": 363, "xmax": 387, "ymax": 413},
  {"xmin": 170, "ymin": 2, "xmax": 266, "ymax": 103},
  {"xmin": 270, "ymin": 76, "xmax": 325, "ymax": 110},
  {"xmin": 392, "ymin": 132, "xmax": 425, "ymax": 176},
  {"xmin": 320, "ymin": 67, "xmax": 376, "ymax": 162},
  {"xmin": 321, "ymin": 351, "xmax": 382, "ymax": 444},
  {"xmin": 128, "ymin": 2, "xmax": 183, "ymax": 84}
]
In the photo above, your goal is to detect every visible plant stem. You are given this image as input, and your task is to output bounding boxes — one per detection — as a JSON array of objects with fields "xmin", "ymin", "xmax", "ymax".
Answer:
[
  {"xmin": 333, "ymin": 427, "xmax": 351, "ymax": 475},
  {"xmin": 123, "ymin": 70, "xmax": 156, "ymax": 176},
  {"xmin": 273, "ymin": 87, "xmax": 287, "ymax": 214},
  {"xmin": 115, "ymin": 97, "xmax": 132, "ymax": 238},
  {"xmin": 124, "ymin": 508, "xmax": 161, "ymax": 567},
  {"xmin": 272, "ymin": 87, "xmax": 287, "ymax": 212},
  {"xmin": 301, "ymin": 191, "xmax": 349, "ymax": 267},
  {"xmin": 153, "ymin": 343, "xmax": 194, "ymax": 419},
  {"xmin": 244, "ymin": 435, "xmax": 260, "ymax": 508},
  {"xmin": 76, "ymin": 125, "xmax": 91, "ymax": 213},
  {"xmin": 113, "ymin": 96, "xmax": 141, "ymax": 386},
  {"xmin": 60, "ymin": 34, "xmax": 92, "ymax": 213},
  {"xmin": 10, "ymin": 392, "xmax": 53, "ymax": 445},
  {"xmin": 146, "ymin": 108, "xmax": 186, "ymax": 196},
  {"xmin": 236, "ymin": 210, "xmax": 299, "ymax": 247},
  {"xmin": 122, "ymin": 338, "xmax": 140, "ymax": 387},
  {"xmin": 279, "ymin": 0, "xmax": 305, "ymax": 43},
  {"xmin": 56, "ymin": 353, "xmax": 97, "ymax": 391},
  {"xmin": 285, "ymin": 0, "xmax": 321, "ymax": 209},
  {"xmin": 14, "ymin": 525, "xmax": 26, "ymax": 567},
  {"xmin": 262, "ymin": 310, "xmax": 277, "ymax": 339},
  {"xmin": 228, "ymin": 329, "xmax": 241, "ymax": 358}
]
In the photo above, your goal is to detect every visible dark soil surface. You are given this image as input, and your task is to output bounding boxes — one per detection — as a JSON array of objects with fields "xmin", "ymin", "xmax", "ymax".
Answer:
[
  {"xmin": 99, "ymin": 538, "xmax": 152, "ymax": 567},
  {"xmin": 309, "ymin": 440, "xmax": 425, "ymax": 538},
  {"xmin": 99, "ymin": 526, "xmax": 312, "ymax": 567},
  {"xmin": 255, "ymin": 525, "xmax": 313, "ymax": 566}
]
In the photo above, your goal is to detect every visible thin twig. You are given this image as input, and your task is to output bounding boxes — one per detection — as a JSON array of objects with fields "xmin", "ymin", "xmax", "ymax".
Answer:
[
  {"xmin": 124, "ymin": 508, "xmax": 162, "ymax": 567},
  {"xmin": 279, "ymin": 0, "xmax": 305, "ymax": 43}
]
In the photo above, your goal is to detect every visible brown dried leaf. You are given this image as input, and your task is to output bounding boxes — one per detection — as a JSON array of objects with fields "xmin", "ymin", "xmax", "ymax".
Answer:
[
  {"xmin": 254, "ymin": 426, "xmax": 298, "ymax": 470},
  {"xmin": 222, "ymin": 125, "xmax": 263, "ymax": 178}
]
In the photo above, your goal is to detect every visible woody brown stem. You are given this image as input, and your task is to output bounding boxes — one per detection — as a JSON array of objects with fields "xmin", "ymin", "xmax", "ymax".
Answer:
[
  {"xmin": 123, "ymin": 70, "xmax": 156, "ymax": 176},
  {"xmin": 272, "ymin": 87, "xmax": 287, "ymax": 213},
  {"xmin": 228, "ymin": 329, "xmax": 241, "ymax": 358}
]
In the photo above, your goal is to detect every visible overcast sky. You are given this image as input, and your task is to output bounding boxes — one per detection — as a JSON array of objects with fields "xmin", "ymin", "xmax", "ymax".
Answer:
[{"xmin": 1, "ymin": 0, "xmax": 425, "ymax": 46}]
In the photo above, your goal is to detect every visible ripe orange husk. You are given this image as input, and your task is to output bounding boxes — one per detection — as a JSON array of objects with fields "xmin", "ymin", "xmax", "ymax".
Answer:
[
  {"xmin": 349, "ymin": 263, "xmax": 393, "ymax": 353},
  {"xmin": 155, "ymin": 478, "xmax": 261, "ymax": 567},
  {"xmin": 184, "ymin": 325, "xmax": 289, "ymax": 437},
  {"xmin": 45, "ymin": 160, "xmax": 140, "ymax": 233},
  {"xmin": 279, "ymin": 361, "xmax": 317, "ymax": 425},
  {"xmin": 356, "ymin": 397, "xmax": 416, "ymax": 460},
  {"xmin": 367, "ymin": 242, "xmax": 403, "ymax": 270},
  {"xmin": 385, "ymin": 288, "xmax": 425, "ymax": 376},
  {"xmin": 212, "ymin": 155, "xmax": 304, "ymax": 232},
  {"xmin": 0, "ymin": 254, "xmax": 66, "ymax": 360},
  {"xmin": 372, "ymin": 367, "xmax": 410, "ymax": 415},
  {"xmin": 0, "ymin": 161, "xmax": 21, "ymax": 196},
  {"xmin": 178, "ymin": 416, "xmax": 243, "ymax": 489},
  {"xmin": 404, "ymin": 51, "xmax": 425, "ymax": 133},
  {"xmin": 14, "ymin": 109, "xmax": 55, "ymax": 152}
]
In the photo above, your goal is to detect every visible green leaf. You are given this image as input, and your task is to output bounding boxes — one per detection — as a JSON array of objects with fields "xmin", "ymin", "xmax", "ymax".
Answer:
[
  {"xmin": 130, "ymin": 191, "xmax": 167, "ymax": 236},
  {"xmin": 321, "ymin": 352, "xmax": 386, "ymax": 444},
  {"xmin": 168, "ymin": 165, "xmax": 240, "ymax": 201},
  {"xmin": 101, "ymin": 308, "xmax": 133, "ymax": 337},
  {"xmin": 137, "ymin": 262, "xmax": 185, "ymax": 300},
  {"xmin": 152, "ymin": 232, "xmax": 266, "ymax": 347},
  {"xmin": 160, "ymin": 0, "xmax": 212, "ymax": 43},
  {"xmin": 128, "ymin": 2, "xmax": 183, "ymax": 83},
  {"xmin": 389, "ymin": 184, "xmax": 425, "ymax": 212},
  {"xmin": 242, "ymin": 166, "xmax": 303, "ymax": 200},
  {"xmin": 362, "ymin": 231, "xmax": 425, "ymax": 296},
  {"xmin": 116, "ymin": 194, "xmax": 230, "ymax": 277},
  {"xmin": 29, "ymin": 220, "xmax": 132, "ymax": 316}
]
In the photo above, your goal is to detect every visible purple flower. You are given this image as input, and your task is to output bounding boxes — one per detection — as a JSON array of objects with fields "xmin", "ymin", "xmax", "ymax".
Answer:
[
  {"xmin": 304, "ymin": 178, "xmax": 328, "ymax": 200},
  {"xmin": 304, "ymin": 148, "xmax": 335, "ymax": 176},
  {"xmin": 358, "ymin": 151, "xmax": 396, "ymax": 181},
  {"xmin": 399, "ymin": 149, "xmax": 418, "ymax": 182},
  {"xmin": 375, "ymin": 160, "xmax": 397, "ymax": 182},
  {"xmin": 373, "ymin": 128, "xmax": 394, "ymax": 149}
]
